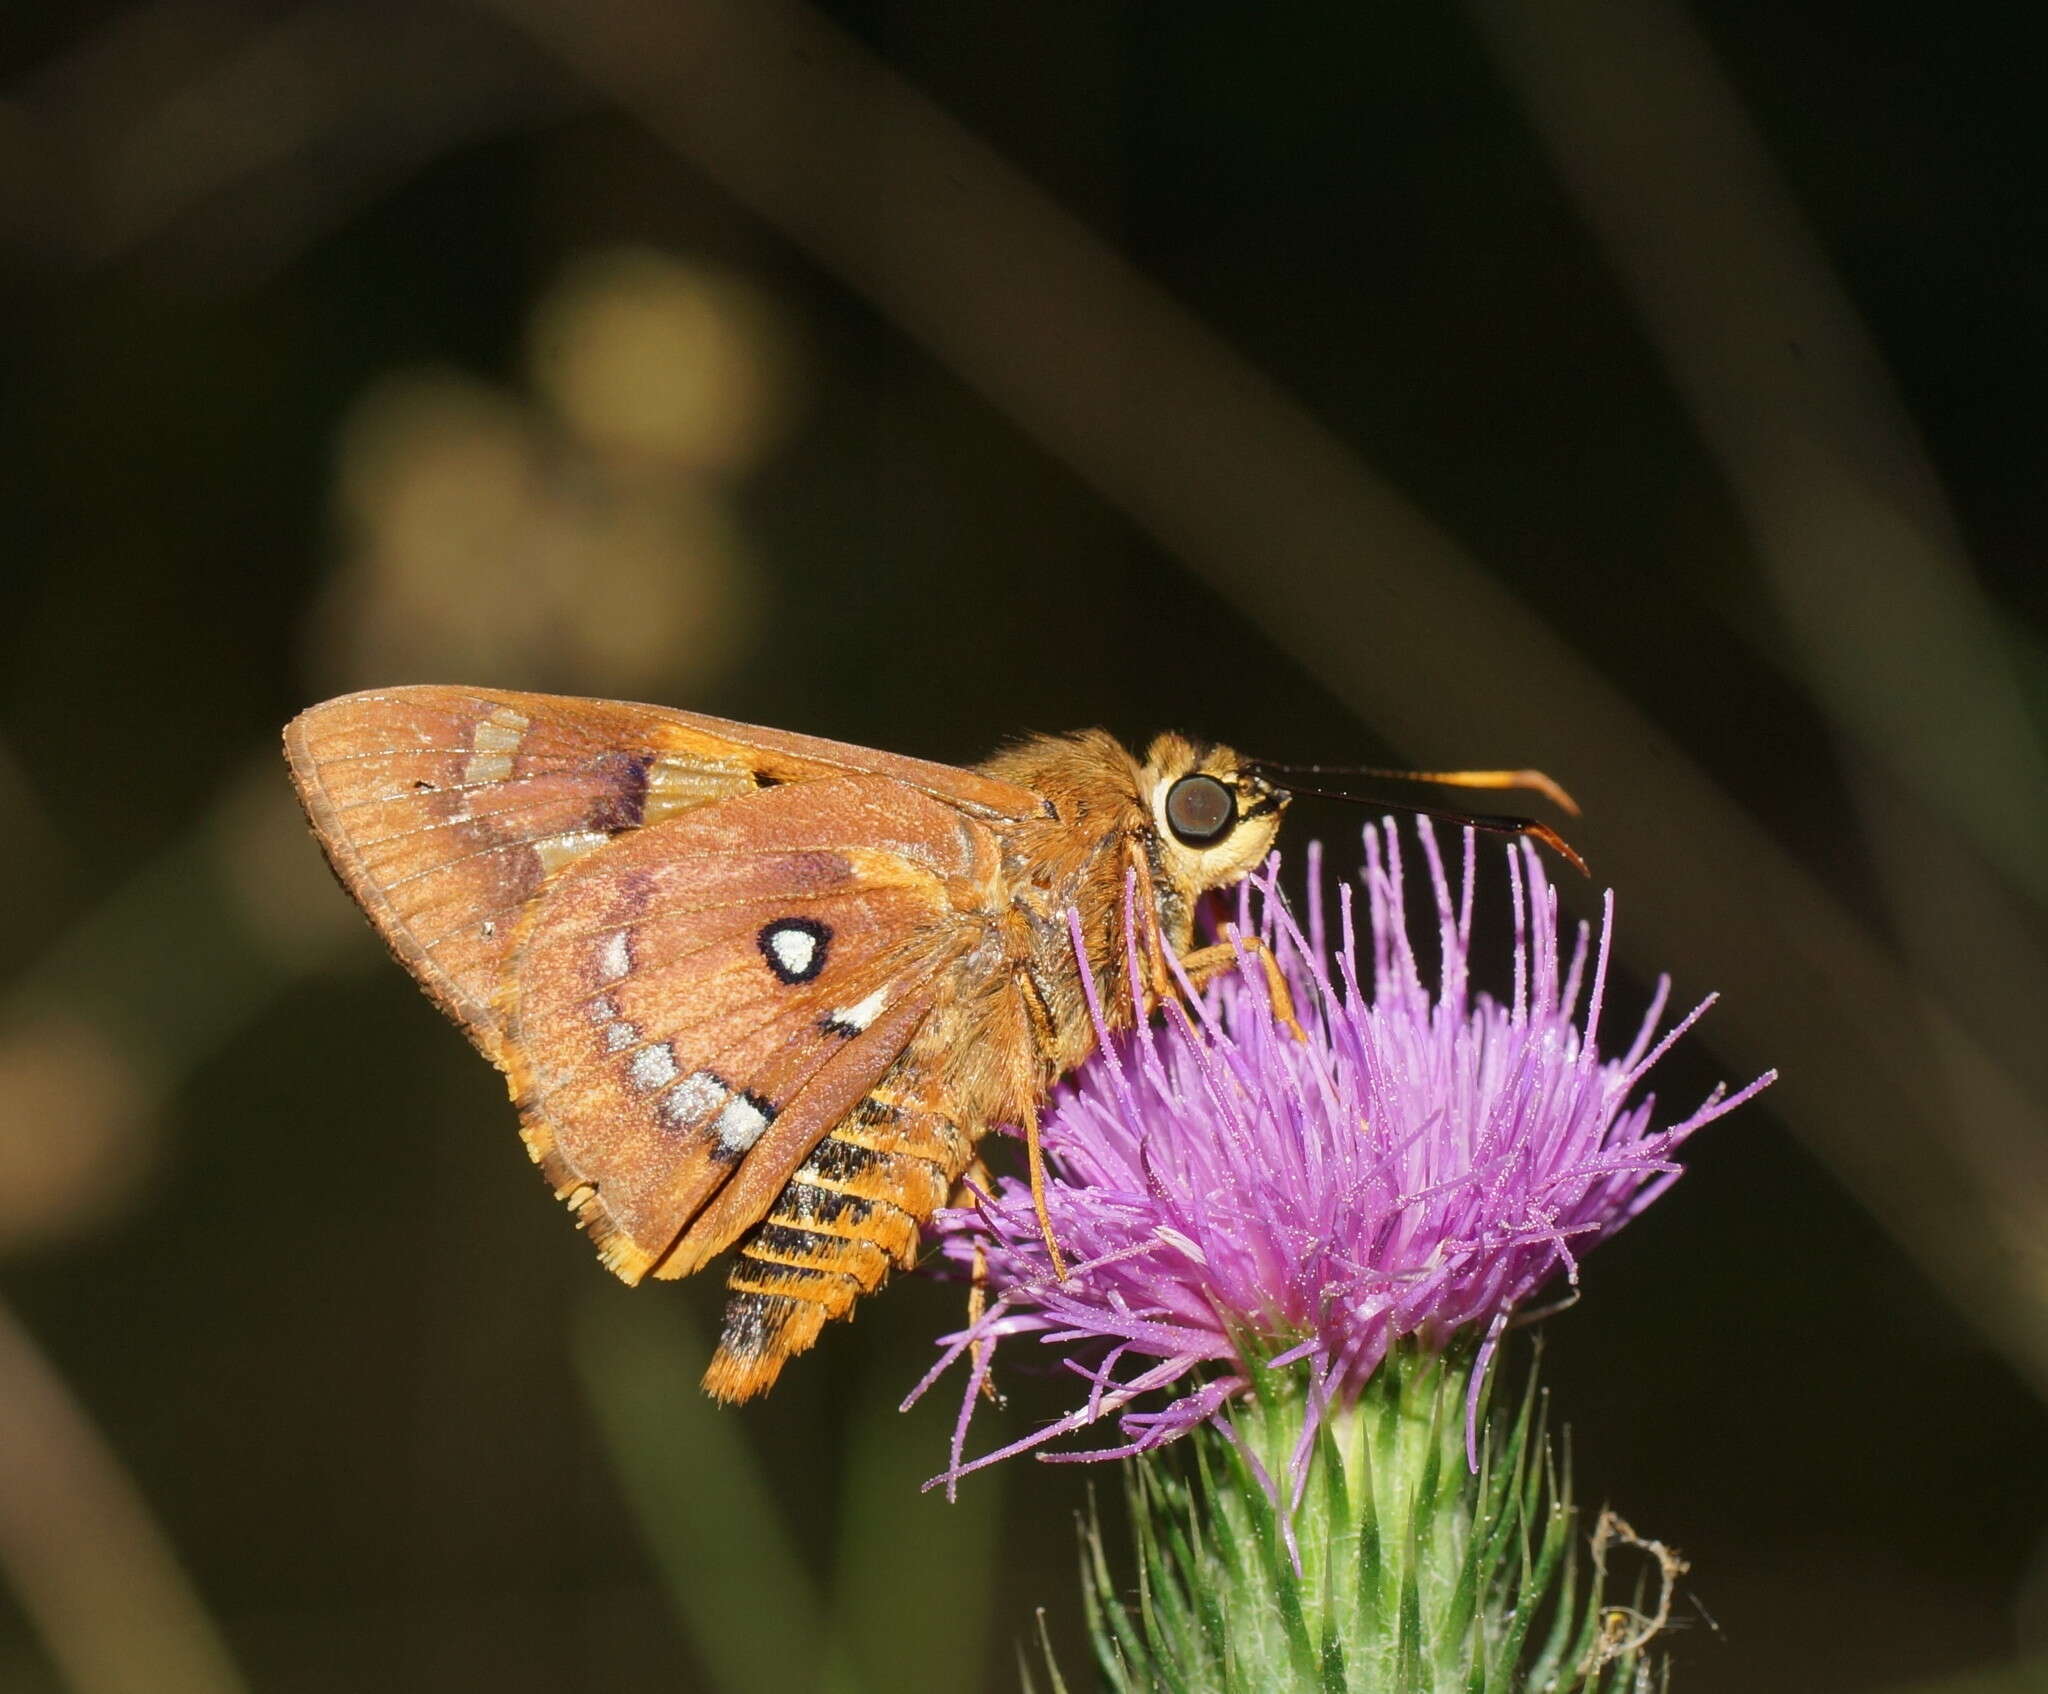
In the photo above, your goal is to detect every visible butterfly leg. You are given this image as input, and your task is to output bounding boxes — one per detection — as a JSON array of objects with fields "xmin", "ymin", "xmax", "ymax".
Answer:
[
  {"xmin": 1117, "ymin": 841, "xmax": 1305, "ymax": 1041},
  {"xmin": 1009, "ymin": 969, "xmax": 1072, "ymax": 1282},
  {"xmin": 954, "ymin": 1155, "xmax": 1002, "ymax": 1403},
  {"xmin": 1121, "ymin": 843, "xmax": 1178, "ymax": 1007},
  {"xmin": 1119, "ymin": 841, "xmax": 1297, "ymax": 1038},
  {"xmin": 1176, "ymin": 927, "xmax": 1308, "ymax": 1043},
  {"xmin": 1020, "ymin": 1104, "xmax": 1070, "ymax": 1282}
]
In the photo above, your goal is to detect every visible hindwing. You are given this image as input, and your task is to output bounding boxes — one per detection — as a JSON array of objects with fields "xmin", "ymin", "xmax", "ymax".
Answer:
[{"xmin": 503, "ymin": 776, "xmax": 1005, "ymax": 1281}]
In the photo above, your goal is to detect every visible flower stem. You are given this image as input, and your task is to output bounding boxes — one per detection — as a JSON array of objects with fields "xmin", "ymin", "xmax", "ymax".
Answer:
[{"xmin": 1078, "ymin": 1343, "xmax": 1670, "ymax": 1693}]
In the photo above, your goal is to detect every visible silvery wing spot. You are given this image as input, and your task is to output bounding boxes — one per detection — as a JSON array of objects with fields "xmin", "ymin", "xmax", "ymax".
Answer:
[
  {"xmin": 822, "ymin": 985, "xmax": 890, "ymax": 1039},
  {"xmin": 711, "ymin": 1090, "xmax": 778, "ymax": 1160},
  {"xmin": 758, "ymin": 917, "xmax": 831, "ymax": 984},
  {"xmin": 650, "ymin": 1067, "xmax": 778, "ymax": 1162}
]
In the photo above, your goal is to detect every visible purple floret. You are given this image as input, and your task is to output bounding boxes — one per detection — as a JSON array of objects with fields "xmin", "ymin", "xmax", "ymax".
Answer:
[{"xmin": 907, "ymin": 821, "xmax": 1773, "ymax": 1495}]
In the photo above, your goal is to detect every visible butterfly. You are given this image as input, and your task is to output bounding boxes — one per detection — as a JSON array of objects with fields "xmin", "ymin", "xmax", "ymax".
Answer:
[{"xmin": 284, "ymin": 687, "xmax": 1578, "ymax": 1400}]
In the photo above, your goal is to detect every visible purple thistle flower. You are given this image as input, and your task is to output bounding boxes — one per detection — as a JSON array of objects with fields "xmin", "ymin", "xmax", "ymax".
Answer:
[{"xmin": 907, "ymin": 820, "xmax": 1774, "ymax": 1495}]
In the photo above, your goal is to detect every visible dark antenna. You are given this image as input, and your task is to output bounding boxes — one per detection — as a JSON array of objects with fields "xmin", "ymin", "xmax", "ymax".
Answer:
[
  {"xmin": 1251, "ymin": 764, "xmax": 1589, "ymax": 876},
  {"xmin": 1252, "ymin": 763, "xmax": 1580, "ymax": 817}
]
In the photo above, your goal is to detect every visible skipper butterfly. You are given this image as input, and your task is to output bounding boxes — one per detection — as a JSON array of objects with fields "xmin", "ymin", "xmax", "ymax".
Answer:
[{"xmin": 285, "ymin": 688, "xmax": 1576, "ymax": 1399}]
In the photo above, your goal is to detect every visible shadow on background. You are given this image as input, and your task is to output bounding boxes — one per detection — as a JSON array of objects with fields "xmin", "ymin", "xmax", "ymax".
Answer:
[{"xmin": 3, "ymin": 3, "xmax": 2046, "ymax": 1691}]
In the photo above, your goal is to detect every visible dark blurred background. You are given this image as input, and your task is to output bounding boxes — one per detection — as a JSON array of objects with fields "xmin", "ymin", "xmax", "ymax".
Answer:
[{"xmin": 3, "ymin": 3, "xmax": 2047, "ymax": 1691}]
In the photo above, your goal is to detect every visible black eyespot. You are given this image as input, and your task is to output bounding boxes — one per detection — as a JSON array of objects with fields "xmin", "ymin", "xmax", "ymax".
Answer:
[
  {"xmin": 1164, "ymin": 774, "xmax": 1237, "ymax": 846},
  {"xmin": 758, "ymin": 917, "xmax": 831, "ymax": 984}
]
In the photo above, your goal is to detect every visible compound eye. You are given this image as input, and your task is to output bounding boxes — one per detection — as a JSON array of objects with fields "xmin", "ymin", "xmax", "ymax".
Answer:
[{"xmin": 1164, "ymin": 774, "xmax": 1237, "ymax": 846}]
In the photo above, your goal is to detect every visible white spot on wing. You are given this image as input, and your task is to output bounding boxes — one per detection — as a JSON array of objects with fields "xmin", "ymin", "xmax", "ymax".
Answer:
[
  {"xmin": 644, "ymin": 754, "xmax": 755, "ymax": 824},
  {"xmin": 604, "ymin": 1020, "xmax": 641, "ymax": 1053},
  {"xmin": 663, "ymin": 1070, "xmax": 727, "ymax": 1129},
  {"xmin": 597, "ymin": 930, "xmax": 632, "ymax": 982},
  {"xmin": 533, "ymin": 828, "xmax": 610, "ymax": 876},
  {"xmin": 462, "ymin": 707, "xmax": 529, "ymax": 785},
  {"xmin": 767, "ymin": 924, "xmax": 818, "ymax": 979},
  {"xmin": 588, "ymin": 996, "xmax": 620, "ymax": 1025},
  {"xmin": 473, "ymin": 714, "xmax": 527, "ymax": 751},
  {"xmin": 714, "ymin": 1094, "xmax": 773, "ymax": 1155},
  {"xmin": 628, "ymin": 1043, "xmax": 679, "ymax": 1090},
  {"xmin": 827, "ymin": 986, "xmax": 889, "ymax": 1034}
]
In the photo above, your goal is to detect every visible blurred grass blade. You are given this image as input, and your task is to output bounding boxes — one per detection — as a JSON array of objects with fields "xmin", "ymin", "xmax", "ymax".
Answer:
[
  {"xmin": 1469, "ymin": 0, "xmax": 2048, "ymax": 912},
  {"xmin": 829, "ymin": 1352, "xmax": 999, "ymax": 1694},
  {"xmin": 0, "ymin": 1299, "xmax": 248, "ymax": 1694},
  {"xmin": 572, "ymin": 1291, "xmax": 858, "ymax": 1694},
  {"xmin": 1880, "ymin": 1656, "xmax": 2048, "ymax": 1694}
]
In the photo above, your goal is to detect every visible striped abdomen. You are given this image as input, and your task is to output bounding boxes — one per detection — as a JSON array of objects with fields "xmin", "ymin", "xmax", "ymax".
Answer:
[{"xmin": 702, "ymin": 1087, "xmax": 975, "ymax": 1402}]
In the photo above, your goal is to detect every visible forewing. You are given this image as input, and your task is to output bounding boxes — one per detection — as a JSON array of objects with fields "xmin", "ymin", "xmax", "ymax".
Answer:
[
  {"xmin": 284, "ymin": 686, "xmax": 1043, "ymax": 1059},
  {"xmin": 506, "ymin": 776, "xmax": 1004, "ymax": 1283}
]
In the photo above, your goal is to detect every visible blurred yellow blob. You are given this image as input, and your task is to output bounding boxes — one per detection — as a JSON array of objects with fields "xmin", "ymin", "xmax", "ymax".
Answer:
[
  {"xmin": 309, "ymin": 248, "xmax": 791, "ymax": 699},
  {"xmin": 0, "ymin": 1014, "xmax": 153, "ymax": 1253},
  {"xmin": 529, "ymin": 248, "xmax": 796, "ymax": 473}
]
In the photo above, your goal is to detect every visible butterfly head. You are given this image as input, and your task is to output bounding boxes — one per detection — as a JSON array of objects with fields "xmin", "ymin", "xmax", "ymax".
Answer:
[{"xmin": 1139, "ymin": 734, "xmax": 1290, "ymax": 896}]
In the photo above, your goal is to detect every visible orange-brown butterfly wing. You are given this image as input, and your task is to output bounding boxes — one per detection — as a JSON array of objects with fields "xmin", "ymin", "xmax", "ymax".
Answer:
[
  {"xmin": 503, "ymin": 774, "xmax": 1007, "ymax": 1282},
  {"xmin": 283, "ymin": 686, "xmax": 1042, "ymax": 1061}
]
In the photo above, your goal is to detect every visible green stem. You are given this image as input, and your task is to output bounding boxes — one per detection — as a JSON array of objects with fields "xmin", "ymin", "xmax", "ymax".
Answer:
[{"xmin": 1076, "ymin": 1342, "xmax": 1671, "ymax": 1694}]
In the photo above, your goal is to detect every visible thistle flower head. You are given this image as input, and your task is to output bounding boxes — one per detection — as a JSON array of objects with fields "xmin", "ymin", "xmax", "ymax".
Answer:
[{"xmin": 910, "ymin": 821, "xmax": 1772, "ymax": 1492}]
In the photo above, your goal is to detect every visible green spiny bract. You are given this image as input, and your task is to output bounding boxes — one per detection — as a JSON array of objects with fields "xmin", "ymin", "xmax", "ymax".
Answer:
[{"xmin": 1077, "ymin": 1345, "xmax": 1672, "ymax": 1694}]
